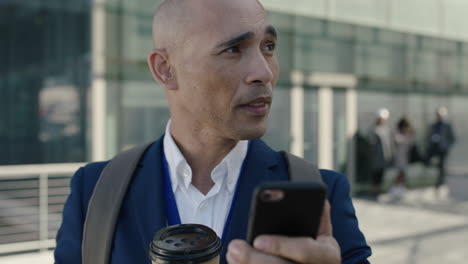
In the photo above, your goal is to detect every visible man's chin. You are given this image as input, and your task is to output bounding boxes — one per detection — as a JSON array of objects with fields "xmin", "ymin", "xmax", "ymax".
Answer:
[{"xmin": 234, "ymin": 125, "xmax": 267, "ymax": 140}]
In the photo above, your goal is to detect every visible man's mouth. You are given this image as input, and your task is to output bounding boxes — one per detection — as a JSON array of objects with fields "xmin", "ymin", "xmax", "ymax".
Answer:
[
  {"xmin": 248, "ymin": 102, "xmax": 266, "ymax": 107},
  {"xmin": 240, "ymin": 97, "xmax": 271, "ymax": 115}
]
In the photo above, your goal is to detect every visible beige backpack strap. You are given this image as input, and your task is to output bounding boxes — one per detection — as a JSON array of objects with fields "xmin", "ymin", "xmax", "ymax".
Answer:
[{"xmin": 82, "ymin": 143, "xmax": 152, "ymax": 264}]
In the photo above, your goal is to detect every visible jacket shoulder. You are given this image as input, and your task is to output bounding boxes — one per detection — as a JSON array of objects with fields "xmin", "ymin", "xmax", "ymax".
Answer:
[
  {"xmin": 74, "ymin": 161, "xmax": 110, "ymax": 209},
  {"xmin": 319, "ymin": 170, "xmax": 350, "ymax": 199},
  {"xmin": 80, "ymin": 161, "xmax": 109, "ymax": 182},
  {"xmin": 54, "ymin": 160, "xmax": 109, "ymax": 263}
]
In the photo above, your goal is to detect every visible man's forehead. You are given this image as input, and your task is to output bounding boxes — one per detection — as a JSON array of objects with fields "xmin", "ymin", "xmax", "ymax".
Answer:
[
  {"xmin": 184, "ymin": 0, "xmax": 269, "ymax": 39},
  {"xmin": 182, "ymin": 0, "xmax": 264, "ymax": 11}
]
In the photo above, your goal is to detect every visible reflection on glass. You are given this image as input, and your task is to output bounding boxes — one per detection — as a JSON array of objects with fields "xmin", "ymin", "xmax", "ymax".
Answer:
[{"xmin": 39, "ymin": 80, "xmax": 82, "ymax": 163}]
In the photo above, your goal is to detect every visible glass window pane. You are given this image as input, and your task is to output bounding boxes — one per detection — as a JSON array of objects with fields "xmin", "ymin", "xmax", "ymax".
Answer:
[
  {"xmin": 379, "ymin": 30, "xmax": 406, "ymax": 47},
  {"xmin": 0, "ymin": 2, "xmax": 90, "ymax": 165},
  {"xmin": 327, "ymin": 21, "xmax": 354, "ymax": 40},
  {"xmin": 460, "ymin": 57, "xmax": 468, "ymax": 86},
  {"xmin": 449, "ymin": 96, "xmax": 468, "ymax": 170},
  {"xmin": 303, "ymin": 87, "xmax": 318, "ymax": 163},
  {"xmin": 356, "ymin": 44, "xmax": 403, "ymax": 78},
  {"xmin": 120, "ymin": 81, "xmax": 169, "ymax": 150},
  {"xmin": 355, "ymin": 27, "xmax": 375, "ymax": 44},
  {"xmin": 262, "ymin": 86, "xmax": 291, "ymax": 152},
  {"xmin": 295, "ymin": 36, "xmax": 353, "ymax": 73},
  {"xmin": 409, "ymin": 50, "xmax": 438, "ymax": 83}
]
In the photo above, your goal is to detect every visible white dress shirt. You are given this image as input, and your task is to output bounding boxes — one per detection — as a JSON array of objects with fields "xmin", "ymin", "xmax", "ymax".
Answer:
[{"xmin": 163, "ymin": 121, "xmax": 248, "ymax": 237}]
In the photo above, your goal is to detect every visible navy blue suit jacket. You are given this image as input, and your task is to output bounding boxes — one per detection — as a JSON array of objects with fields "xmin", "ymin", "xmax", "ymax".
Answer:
[{"xmin": 55, "ymin": 138, "xmax": 371, "ymax": 263}]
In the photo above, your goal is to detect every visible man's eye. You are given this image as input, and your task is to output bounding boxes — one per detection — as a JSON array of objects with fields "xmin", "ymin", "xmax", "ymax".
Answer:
[
  {"xmin": 225, "ymin": 46, "xmax": 241, "ymax": 53},
  {"xmin": 264, "ymin": 42, "xmax": 276, "ymax": 52}
]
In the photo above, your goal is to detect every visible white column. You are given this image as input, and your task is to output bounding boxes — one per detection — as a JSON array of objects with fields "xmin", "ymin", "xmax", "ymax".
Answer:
[
  {"xmin": 39, "ymin": 173, "xmax": 48, "ymax": 252},
  {"xmin": 91, "ymin": 0, "xmax": 107, "ymax": 161},
  {"xmin": 346, "ymin": 88, "xmax": 358, "ymax": 187},
  {"xmin": 290, "ymin": 86, "xmax": 304, "ymax": 157},
  {"xmin": 346, "ymin": 88, "xmax": 357, "ymax": 143},
  {"xmin": 318, "ymin": 87, "xmax": 333, "ymax": 170}
]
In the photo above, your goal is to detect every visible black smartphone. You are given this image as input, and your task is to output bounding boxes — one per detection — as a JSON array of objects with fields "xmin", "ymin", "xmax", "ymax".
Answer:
[{"xmin": 246, "ymin": 182, "xmax": 326, "ymax": 244}]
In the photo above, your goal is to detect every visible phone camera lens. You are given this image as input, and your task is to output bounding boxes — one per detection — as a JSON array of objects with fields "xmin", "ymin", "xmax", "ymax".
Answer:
[
  {"xmin": 262, "ymin": 192, "xmax": 272, "ymax": 201},
  {"xmin": 260, "ymin": 190, "xmax": 284, "ymax": 202}
]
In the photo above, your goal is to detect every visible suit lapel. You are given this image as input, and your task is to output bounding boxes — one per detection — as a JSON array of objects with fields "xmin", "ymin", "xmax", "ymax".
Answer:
[
  {"xmin": 124, "ymin": 137, "xmax": 285, "ymax": 263},
  {"xmin": 220, "ymin": 139, "xmax": 284, "ymax": 261}
]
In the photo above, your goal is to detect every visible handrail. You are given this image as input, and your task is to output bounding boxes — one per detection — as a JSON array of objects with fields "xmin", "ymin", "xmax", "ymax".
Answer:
[
  {"xmin": 0, "ymin": 240, "xmax": 56, "ymax": 255},
  {"xmin": 0, "ymin": 163, "xmax": 86, "ymax": 179},
  {"xmin": 0, "ymin": 163, "xmax": 86, "ymax": 255}
]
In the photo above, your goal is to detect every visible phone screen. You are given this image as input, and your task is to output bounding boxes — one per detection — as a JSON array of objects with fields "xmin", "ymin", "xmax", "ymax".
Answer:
[{"xmin": 246, "ymin": 182, "xmax": 326, "ymax": 244}]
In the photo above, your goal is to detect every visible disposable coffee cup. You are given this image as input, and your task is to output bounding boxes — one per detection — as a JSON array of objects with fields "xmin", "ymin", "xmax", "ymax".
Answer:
[{"xmin": 149, "ymin": 224, "xmax": 222, "ymax": 264}]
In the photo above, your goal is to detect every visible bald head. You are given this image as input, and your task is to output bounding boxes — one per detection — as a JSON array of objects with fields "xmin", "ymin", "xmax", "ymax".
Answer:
[
  {"xmin": 147, "ymin": 0, "xmax": 279, "ymax": 141},
  {"xmin": 152, "ymin": 0, "xmax": 185, "ymax": 49},
  {"xmin": 152, "ymin": 0, "xmax": 265, "ymax": 50}
]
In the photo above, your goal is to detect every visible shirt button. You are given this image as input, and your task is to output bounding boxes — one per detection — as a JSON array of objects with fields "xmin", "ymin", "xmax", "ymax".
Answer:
[{"xmin": 199, "ymin": 202, "xmax": 205, "ymax": 210}]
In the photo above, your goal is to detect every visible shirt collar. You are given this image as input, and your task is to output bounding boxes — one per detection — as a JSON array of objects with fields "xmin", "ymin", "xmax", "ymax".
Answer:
[
  {"xmin": 163, "ymin": 120, "xmax": 248, "ymax": 193},
  {"xmin": 163, "ymin": 121, "xmax": 188, "ymax": 192}
]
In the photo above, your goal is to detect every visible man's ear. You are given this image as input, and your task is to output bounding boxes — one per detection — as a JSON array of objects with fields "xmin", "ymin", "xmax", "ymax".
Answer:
[{"xmin": 148, "ymin": 48, "xmax": 177, "ymax": 90}]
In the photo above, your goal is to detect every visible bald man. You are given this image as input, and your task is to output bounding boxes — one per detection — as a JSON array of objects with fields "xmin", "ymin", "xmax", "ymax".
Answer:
[{"xmin": 54, "ymin": 0, "xmax": 371, "ymax": 263}]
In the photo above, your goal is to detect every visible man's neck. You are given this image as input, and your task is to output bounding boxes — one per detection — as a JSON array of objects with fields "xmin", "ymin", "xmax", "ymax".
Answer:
[{"xmin": 170, "ymin": 120, "xmax": 238, "ymax": 195}]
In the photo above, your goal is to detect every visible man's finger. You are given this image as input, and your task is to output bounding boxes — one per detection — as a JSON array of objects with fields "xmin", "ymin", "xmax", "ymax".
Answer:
[
  {"xmin": 227, "ymin": 239, "xmax": 293, "ymax": 264},
  {"xmin": 318, "ymin": 200, "xmax": 333, "ymax": 236},
  {"xmin": 253, "ymin": 235, "xmax": 320, "ymax": 263},
  {"xmin": 254, "ymin": 235, "xmax": 340, "ymax": 264}
]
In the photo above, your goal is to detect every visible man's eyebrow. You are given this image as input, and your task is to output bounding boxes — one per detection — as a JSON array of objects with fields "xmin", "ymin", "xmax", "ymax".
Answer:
[
  {"xmin": 216, "ymin": 31, "xmax": 255, "ymax": 49},
  {"xmin": 215, "ymin": 25, "xmax": 277, "ymax": 49},
  {"xmin": 265, "ymin": 25, "xmax": 277, "ymax": 39}
]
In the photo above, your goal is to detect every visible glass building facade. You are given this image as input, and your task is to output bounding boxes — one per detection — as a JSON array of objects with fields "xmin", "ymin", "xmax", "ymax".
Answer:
[
  {"xmin": 0, "ymin": 1, "xmax": 91, "ymax": 165},
  {"xmin": 2, "ymin": 0, "xmax": 468, "ymax": 190}
]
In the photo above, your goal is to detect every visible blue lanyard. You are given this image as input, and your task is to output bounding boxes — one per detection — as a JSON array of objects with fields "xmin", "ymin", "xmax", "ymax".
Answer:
[
  {"xmin": 161, "ymin": 142, "xmax": 249, "ymax": 243},
  {"xmin": 162, "ymin": 153, "xmax": 182, "ymax": 225}
]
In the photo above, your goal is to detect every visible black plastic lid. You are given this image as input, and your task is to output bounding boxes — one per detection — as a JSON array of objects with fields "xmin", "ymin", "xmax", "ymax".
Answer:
[{"xmin": 149, "ymin": 224, "xmax": 222, "ymax": 264}]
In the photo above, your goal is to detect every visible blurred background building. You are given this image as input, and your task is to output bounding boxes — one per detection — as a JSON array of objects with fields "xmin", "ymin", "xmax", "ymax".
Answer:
[{"xmin": 1, "ymin": 0, "xmax": 468, "ymax": 259}]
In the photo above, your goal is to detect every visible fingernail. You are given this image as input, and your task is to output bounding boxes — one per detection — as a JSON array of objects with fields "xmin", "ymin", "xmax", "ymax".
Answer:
[
  {"xmin": 226, "ymin": 251, "xmax": 239, "ymax": 264},
  {"xmin": 227, "ymin": 241, "xmax": 241, "ymax": 263},
  {"xmin": 253, "ymin": 236, "xmax": 270, "ymax": 251}
]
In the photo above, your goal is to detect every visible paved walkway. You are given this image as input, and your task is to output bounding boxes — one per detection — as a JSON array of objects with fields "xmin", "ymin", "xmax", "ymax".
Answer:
[
  {"xmin": 2, "ymin": 186, "xmax": 467, "ymax": 264},
  {"xmin": 358, "ymin": 186, "xmax": 468, "ymax": 264}
]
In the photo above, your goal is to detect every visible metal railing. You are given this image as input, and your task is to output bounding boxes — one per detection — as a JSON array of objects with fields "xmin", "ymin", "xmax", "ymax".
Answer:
[{"xmin": 0, "ymin": 163, "xmax": 85, "ymax": 255}]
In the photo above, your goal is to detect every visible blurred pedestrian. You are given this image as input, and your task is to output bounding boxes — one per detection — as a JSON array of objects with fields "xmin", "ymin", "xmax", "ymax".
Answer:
[
  {"xmin": 368, "ymin": 108, "xmax": 393, "ymax": 198},
  {"xmin": 388, "ymin": 117, "xmax": 415, "ymax": 201},
  {"xmin": 425, "ymin": 107, "xmax": 456, "ymax": 196}
]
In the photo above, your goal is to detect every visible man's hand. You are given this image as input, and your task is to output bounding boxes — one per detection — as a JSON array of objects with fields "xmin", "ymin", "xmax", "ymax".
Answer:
[{"xmin": 226, "ymin": 201, "xmax": 341, "ymax": 264}]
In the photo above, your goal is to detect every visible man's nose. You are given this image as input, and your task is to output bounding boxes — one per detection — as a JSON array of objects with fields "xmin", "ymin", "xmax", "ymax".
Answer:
[{"xmin": 244, "ymin": 52, "xmax": 274, "ymax": 85}]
